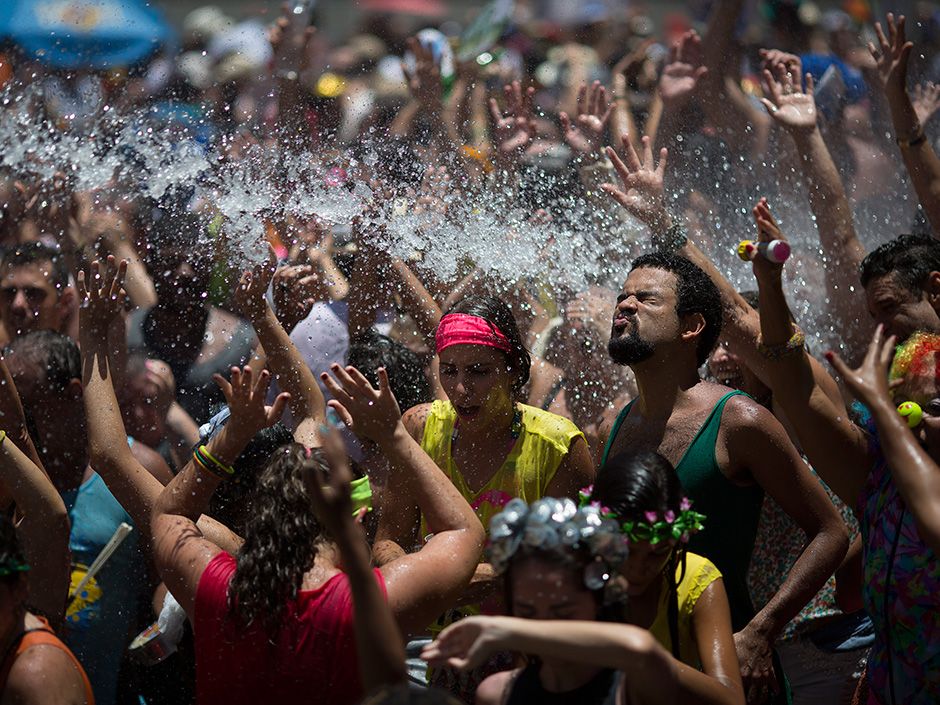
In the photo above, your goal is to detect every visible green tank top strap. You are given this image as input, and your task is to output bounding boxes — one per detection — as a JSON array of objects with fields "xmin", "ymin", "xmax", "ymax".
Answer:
[
  {"xmin": 601, "ymin": 400, "xmax": 636, "ymax": 467},
  {"xmin": 676, "ymin": 390, "xmax": 747, "ymax": 470}
]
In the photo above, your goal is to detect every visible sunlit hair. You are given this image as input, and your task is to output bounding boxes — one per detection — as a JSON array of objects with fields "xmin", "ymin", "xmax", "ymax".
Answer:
[
  {"xmin": 227, "ymin": 443, "xmax": 330, "ymax": 631},
  {"xmin": 889, "ymin": 332, "xmax": 940, "ymax": 384}
]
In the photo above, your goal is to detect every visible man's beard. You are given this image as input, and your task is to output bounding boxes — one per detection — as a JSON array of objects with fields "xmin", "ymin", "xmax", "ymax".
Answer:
[{"xmin": 608, "ymin": 327, "xmax": 655, "ymax": 365}]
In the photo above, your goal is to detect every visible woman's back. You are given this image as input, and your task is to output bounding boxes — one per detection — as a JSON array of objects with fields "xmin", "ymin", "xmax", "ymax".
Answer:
[{"xmin": 194, "ymin": 552, "xmax": 387, "ymax": 705}]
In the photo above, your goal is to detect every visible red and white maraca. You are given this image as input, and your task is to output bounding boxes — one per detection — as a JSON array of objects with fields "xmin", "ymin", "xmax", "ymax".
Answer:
[{"xmin": 737, "ymin": 239, "xmax": 791, "ymax": 264}]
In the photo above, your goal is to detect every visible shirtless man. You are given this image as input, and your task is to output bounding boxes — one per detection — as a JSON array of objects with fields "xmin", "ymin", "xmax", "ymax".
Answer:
[{"xmin": 597, "ymin": 252, "xmax": 847, "ymax": 704}]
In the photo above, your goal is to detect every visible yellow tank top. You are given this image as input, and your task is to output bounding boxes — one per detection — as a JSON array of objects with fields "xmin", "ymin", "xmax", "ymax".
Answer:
[
  {"xmin": 649, "ymin": 552, "xmax": 723, "ymax": 669},
  {"xmin": 420, "ymin": 400, "xmax": 584, "ymax": 536}
]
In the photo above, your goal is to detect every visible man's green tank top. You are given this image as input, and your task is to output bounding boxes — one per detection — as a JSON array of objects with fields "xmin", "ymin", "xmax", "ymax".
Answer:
[{"xmin": 602, "ymin": 390, "xmax": 764, "ymax": 632}]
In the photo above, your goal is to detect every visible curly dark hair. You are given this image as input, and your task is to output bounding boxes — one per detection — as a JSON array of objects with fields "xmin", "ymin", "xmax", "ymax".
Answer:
[
  {"xmin": 629, "ymin": 252, "xmax": 723, "ymax": 367},
  {"xmin": 227, "ymin": 443, "xmax": 330, "ymax": 631},
  {"xmin": 591, "ymin": 451, "xmax": 688, "ymax": 659},
  {"xmin": 860, "ymin": 233, "xmax": 940, "ymax": 295},
  {"xmin": 442, "ymin": 295, "xmax": 531, "ymax": 394}
]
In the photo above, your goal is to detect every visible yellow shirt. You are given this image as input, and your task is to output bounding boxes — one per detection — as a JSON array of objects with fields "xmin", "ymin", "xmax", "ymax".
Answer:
[
  {"xmin": 420, "ymin": 400, "xmax": 584, "ymax": 535},
  {"xmin": 649, "ymin": 552, "xmax": 723, "ymax": 669}
]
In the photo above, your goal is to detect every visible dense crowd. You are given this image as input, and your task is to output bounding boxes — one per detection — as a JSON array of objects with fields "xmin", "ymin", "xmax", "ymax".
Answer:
[{"xmin": 0, "ymin": 1, "xmax": 939, "ymax": 704}]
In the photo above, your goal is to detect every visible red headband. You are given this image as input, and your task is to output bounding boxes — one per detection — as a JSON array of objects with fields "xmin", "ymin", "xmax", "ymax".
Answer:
[{"xmin": 435, "ymin": 313, "xmax": 512, "ymax": 355}]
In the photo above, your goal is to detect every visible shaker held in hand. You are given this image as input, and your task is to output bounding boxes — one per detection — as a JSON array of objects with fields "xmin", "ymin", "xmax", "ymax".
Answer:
[{"xmin": 737, "ymin": 239, "xmax": 791, "ymax": 264}]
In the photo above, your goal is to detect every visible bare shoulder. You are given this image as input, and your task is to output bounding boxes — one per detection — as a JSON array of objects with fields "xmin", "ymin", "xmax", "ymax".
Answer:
[
  {"xmin": 476, "ymin": 668, "xmax": 517, "ymax": 705},
  {"xmin": 720, "ymin": 391, "xmax": 776, "ymax": 431},
  {"xmin": 401, "ymin": 402, "xmax": 434, "ymax": 440},
  {"xmin": 129, "ymin": 440, "xmax": 174, "ymax": 485},
  {"xmin": 6, "ymin": 644, "xmax": 85, "ymax": 705}
]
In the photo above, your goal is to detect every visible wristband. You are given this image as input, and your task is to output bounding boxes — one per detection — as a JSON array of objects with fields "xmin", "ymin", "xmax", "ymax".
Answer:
[
  {"xmin": 0, "ymin": 430, "xmax": 6, "ymax": 446},
  {"xmin": 193, "ymin": 445, "xmax": 235, "ymax": 480},
  {"xmin": 756, "ymin": 324, "xmax": 806, "ymax": 360}
]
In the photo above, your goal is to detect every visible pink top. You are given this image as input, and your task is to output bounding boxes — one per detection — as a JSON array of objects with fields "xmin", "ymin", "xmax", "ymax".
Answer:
[{"xmin": 194, "ymin": 551, "xmax": 387, "ymax": 705}]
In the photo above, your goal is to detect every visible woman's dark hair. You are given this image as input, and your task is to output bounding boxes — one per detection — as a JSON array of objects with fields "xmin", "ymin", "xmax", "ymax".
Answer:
[
  {"xmin": 347, "ymin": 329, "xmax": 432, "ymax": 411},
  {"xmin": 227, "ymin": 443, "xmax": 330, "ymax": 631},
  {"xmin": 0, "ymin": 514, "xmax": 26, "ymax": 588},
  {"xmin": 443, "ymin": 295, "xmax": 531, "ymax": 394},
  {"xmin": 592, "ymin": 451, "xmax": 687, "ymax": 659}
]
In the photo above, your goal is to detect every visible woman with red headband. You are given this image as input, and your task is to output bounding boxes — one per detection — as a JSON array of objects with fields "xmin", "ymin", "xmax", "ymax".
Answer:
[{"xmin": 372, "ymin": 294, "xmax": 594, "ymax": 696}]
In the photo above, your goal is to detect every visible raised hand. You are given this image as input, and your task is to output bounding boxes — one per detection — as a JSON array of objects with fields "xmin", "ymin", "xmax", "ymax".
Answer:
[
  {"xmin": 869, "ymin": 13, "xmax": 913, "ymax": 100},
  {"xmin": 232, "ymin": 248, "xmax": 277, "ymax": 322},
  {"xmin": 488, "ymin": 80, "xmax": 537, "ymax": 163},
  {"xmin": 272, "ymin": 262, "xmax": 322, "ymax": 332},
  {"xmin": 912, "ymin": 82, "xmax": 940, "ymax": 127},
  {"xmin": 403, "ymin": 36, "xmax": 443, "ymax": 116},
  {"xmin": 601, "ymin": 134, "xmax": 670, "ymax": 231},
  {"xmin": 421, "ymin": 616, "xmax": 510, "ymax": 671},
  {"xmin": 826, "ymin": 324, "xmax": 897, "ymax": 410},
  {"xmin": 212, "ymin": 366, "xmax": 290, "ymax": 440},
  {"xmin": 559, "ymin": 81, "xmax": 613, "ymax": 156},
  {"xmin": 319, "ymin": 365, "xmax": 402, "ymax": 443},
  {"xmin": 659, "ymin": 30, "xmax": 708, "ymax": 110},
  {"xmin": 77, "ymin": 256, "xmax": 128, "ymax": 336},
  {"xmin": 760, "ymin": 61, "xmax": 817, "ymax": 133},
  {"xmin": 751, "ymin": 198, "xmax": 789, "ymax": 281}
]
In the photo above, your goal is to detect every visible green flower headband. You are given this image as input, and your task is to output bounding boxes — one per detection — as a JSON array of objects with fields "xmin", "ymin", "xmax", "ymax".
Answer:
[{"xmin": 578, "ymin": 486, "xmax": 706, "ymax": 545}]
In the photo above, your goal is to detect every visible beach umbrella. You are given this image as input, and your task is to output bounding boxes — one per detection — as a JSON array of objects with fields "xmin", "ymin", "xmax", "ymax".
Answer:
[{"xmin": 0, "ymin": 0, "xmax": 173, "ymax": 70}]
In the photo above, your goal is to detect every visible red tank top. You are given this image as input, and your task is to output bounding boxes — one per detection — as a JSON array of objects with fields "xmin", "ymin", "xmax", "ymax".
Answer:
[
  {"xmin": 194, "ymin": 551, "xmax": 387, "ymax": 705},
  {"xmin": 0, "ymin": 615, "xmax": 95, "ymax": 704}
]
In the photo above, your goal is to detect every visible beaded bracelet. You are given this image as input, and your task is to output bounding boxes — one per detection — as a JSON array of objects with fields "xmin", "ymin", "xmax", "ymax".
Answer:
[
  {"xmin": 651, "ymin": 219, "xmax": 688, "ymax": 252},
  {"xmin": 193, "ymin": 444, "xmax": 235, "ymax": 480},
  {"xmin": 756, "ymin": 324, "xmax": 806, "ymax": 360}
]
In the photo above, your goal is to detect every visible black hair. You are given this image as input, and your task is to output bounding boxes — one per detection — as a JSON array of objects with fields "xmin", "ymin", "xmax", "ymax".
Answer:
[
  {"xmin": 347, "ymin": 329, "xmax": 432, "ymax": 411},
  {"xmin": 630, "ymin": 252, "xmax": 722, "ymax": 367},
  {"xmin": 0, "ymin": 514, "xmax": 26, "ymax": 587},
  {"xmin": 227, "ymin": 443, "xmax": 331, "ymax": 631},
  {"xmin": 592, "ymin": 451, "xmax": 688, "ymax": 660},
  {"xmin": 3, "ymin": 330, "xmax": 81, "ymax": 393},
  {"xmin": 442, "ymin": 295, "xmax": 531, "ymax": 394},
  {"xmin": 860, "ymin": 234, "xmax": 940, "ymax": 296},
  {"xmin": 208, "ymin": 421, "xmax": 295, "ymax": 536},
  {"xmin": 360, "ymin": 685, "xmax": 463, "ymax": 705},
  {"xmin": 0, "ymin": 242, "xmax": 70, "ymax": 291}
]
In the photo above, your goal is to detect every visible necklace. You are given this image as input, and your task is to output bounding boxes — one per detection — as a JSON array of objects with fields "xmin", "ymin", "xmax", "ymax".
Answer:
[{"xmin": 451, "ymin": 405, "xmax": 523, "ymax": 452}]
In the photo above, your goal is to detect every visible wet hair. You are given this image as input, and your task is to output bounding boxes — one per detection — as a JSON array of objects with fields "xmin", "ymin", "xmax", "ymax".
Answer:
[
  {"xmin": 208, "ymin": 421, "xmax": 295, "ymax": 536},
  {"xmin": 3, "ymin": 330, "xmax": 81, "ymax": 393},
  {"xmin": 227, "ymin": 443, "xmax": 330, "ymax": 631},
  {"xmin": 629, "ymin": 252, "xmax": 722, "ymax": 367},
  {"xmin": 442, "ymin": 295, "xmax": 531, "ymax": 394},
  {"xmin": 0, "ymin": 514, "xmax": 27, "ymax": 588},
  {"xmin": 0, "ymin": 242, "xmax": 70, "ymax": 291},
  {"xmin": 347, "ymin": 329, "xmax": 432, "ymax": 411},
  {"xmin": 860, "ymin": 234, "xmax": 940, "ymax": 296},
  {"xmin": 591, "ymin": 451, "xmax": 688, "ymax": 659}
]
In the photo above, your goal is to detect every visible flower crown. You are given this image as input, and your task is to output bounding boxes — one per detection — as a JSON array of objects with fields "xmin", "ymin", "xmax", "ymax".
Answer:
[
  {"xmin": 578, "ymin": 486, "xmax": 706, "ymax": 545},
  {"xmin": 487, "ymin": 497, "xmax": 630, "ymax": 593}
]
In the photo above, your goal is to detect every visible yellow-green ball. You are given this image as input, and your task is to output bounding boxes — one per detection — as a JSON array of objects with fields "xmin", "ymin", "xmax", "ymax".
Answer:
[{"xmin": 898, "ymin": 401, "xmax": 923, "ymax": 429}]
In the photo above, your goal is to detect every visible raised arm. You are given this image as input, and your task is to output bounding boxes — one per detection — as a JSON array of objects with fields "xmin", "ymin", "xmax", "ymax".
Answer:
[
  {"xmin": 233, "ymin": 255, "xmax": 326, "ymax": 447},
  {"xmin": 80, "ymin": 258, "xmax": 243, "ymax": 554},
  {"xmin": 321, "ymin": 366, "xmax": 484, "ymax": 637},
  {"xmin": 759, "ymin": 58, "xmax": 871, "ymax": 360},
  {"xmin": 748, "ymin": 202, "xmax": 871, "ymax": 506},
  {"xmin": 829, "ymin": 327, "xmax": 940, "ymax": 555},
  {"xmin": 0, "ymin": 408, "xmax": 69, "ymax": 627},
  {"xmin": 306, "ymin": 425, "xmax": 407, "ymax": 692},
  {"xmin": 424, "ymin": 615, "xmax": 744, "ymax": 705},
  {"xmin": 870, "ymin": 14, "xmax": 940, "ymax": 236},
  {"xmin": 151, "ymin": 366, "xmax": 289, "ymax": 616}
]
